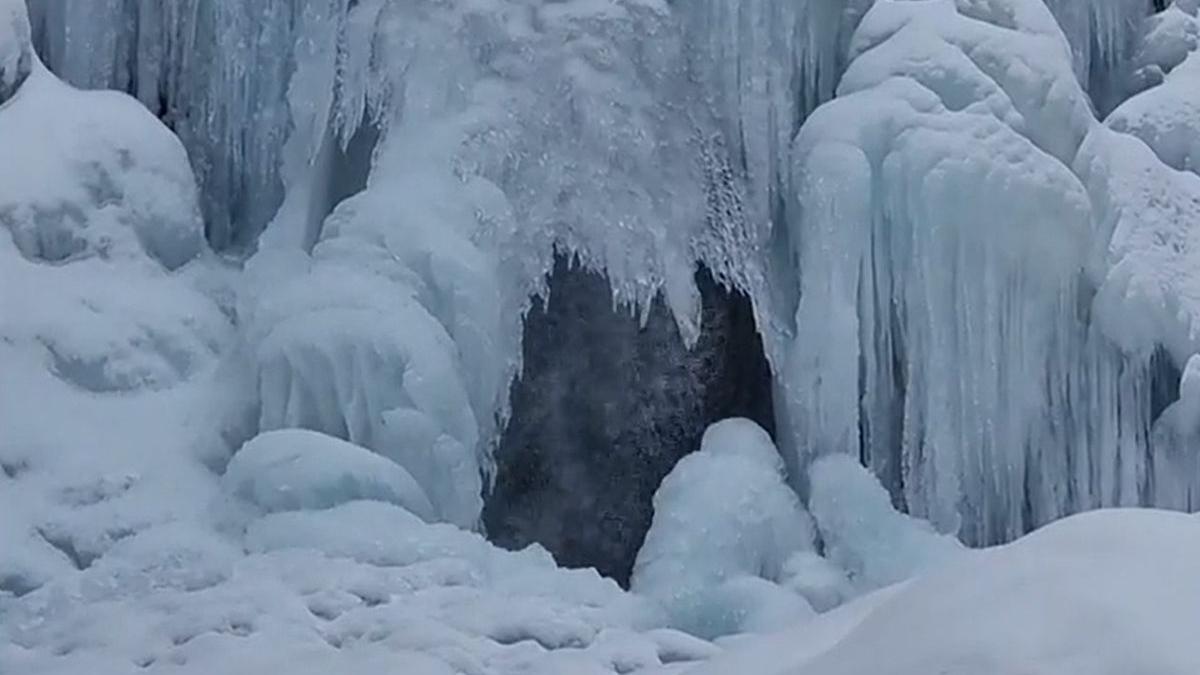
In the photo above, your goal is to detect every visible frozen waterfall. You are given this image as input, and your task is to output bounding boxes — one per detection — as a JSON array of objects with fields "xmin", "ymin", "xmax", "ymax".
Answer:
[{"xmin": 19, "ymin": 0, "xmax": 1200, "ymax": 555}]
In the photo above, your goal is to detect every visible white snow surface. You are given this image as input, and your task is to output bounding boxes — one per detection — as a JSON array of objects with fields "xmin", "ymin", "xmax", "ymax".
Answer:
[
  {"xmin": 631, "ymin": 419, "xmax": 818, "ymax": 639},
  {"xmin": 692, "ymin": 509, "xmax": 1200, "ymax": 675}
]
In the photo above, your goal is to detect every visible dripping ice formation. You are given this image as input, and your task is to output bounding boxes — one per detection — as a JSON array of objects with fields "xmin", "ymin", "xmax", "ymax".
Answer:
[{"xmin": 5, "ymin": 0, "xmax": 1200, "ymax": 671}]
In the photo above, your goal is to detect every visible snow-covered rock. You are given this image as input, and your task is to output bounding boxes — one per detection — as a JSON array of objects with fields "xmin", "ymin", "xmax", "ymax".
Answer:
[
  {"xmin": 222, "ymin": 429, "xmax": 435, "ymax": 521},
  {"xmin": 631, "ymin": 419, "xmax": 817, "ymax": 639}
]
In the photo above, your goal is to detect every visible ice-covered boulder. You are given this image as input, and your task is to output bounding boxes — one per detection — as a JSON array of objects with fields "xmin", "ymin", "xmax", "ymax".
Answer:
[
  {"xmin": 223, "ymin": 429, "xmax": 435, "ymax": 521},
  {"xmin": 808, "ymin": 455, "xmax": 964, "ymax": 593},
  {"xmin": 631, "ymin": 419, "xmax": 816, "ymax": 639}
]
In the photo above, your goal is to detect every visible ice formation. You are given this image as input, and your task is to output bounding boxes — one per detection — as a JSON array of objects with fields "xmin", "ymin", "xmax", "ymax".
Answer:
[
  {"xmin": 808, "ymin": 455, "xmax": 964, "ymax": 591},
  {"xmin": 631, "ymin": 419, "xmax": 817, "ymax": 639},
  {"xmin": 8, "ymin": 0, "xmax": 1200, "ymax": 670}
]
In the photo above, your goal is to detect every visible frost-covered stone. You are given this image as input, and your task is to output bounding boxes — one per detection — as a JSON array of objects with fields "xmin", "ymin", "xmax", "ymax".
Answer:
[
  {"xmin": 631, "ymin": 419, "xmax": 816, "ymax": 639},
  {"xmin": 223, "ymin": 429, "xmax": 435, "ymax": 521}
]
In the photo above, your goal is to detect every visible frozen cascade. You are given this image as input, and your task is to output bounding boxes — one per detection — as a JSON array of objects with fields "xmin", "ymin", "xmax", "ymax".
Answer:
[{"xmin": 18, "ymin": 0, "xmax": 1200, "ymax": 557}]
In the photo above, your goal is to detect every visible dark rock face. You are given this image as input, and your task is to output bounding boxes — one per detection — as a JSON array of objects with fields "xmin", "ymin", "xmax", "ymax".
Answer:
[{"xmin": 484, "ymin": 256, "xmax": 775, "ymax": 586}]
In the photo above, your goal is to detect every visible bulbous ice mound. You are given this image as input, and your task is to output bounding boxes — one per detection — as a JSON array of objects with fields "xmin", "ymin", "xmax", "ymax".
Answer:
[
  {"xmin": 222, "ymin": 429, "xmax": 436, "ymax": 521},
  {"xmin": 0, "ymin": 54, "xmax": 203, "ymax": 270},
  {"xmin": 631, "ymin": 419, "xmax": 817, "ymax": 639},
  {"xmin": 0, "ymin": 0, "xmax": 31, "ymax": 103}
]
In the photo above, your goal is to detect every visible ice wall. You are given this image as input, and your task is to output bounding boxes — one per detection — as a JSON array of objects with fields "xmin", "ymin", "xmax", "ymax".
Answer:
[{"xmin": 22, "ymin": 0, "xmax": 1200, "ymax": 549}]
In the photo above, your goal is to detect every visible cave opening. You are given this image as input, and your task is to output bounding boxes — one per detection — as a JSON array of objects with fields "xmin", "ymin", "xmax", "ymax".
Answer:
[{"xmin": 483, "ymin": 255, "xmax": 776, "ymax": 587}]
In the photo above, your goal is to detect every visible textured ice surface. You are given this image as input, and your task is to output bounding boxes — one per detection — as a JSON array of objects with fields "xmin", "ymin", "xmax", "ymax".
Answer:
[
  {"xmin": 808, "ymin": 455, "xmax": 964, "ymax": 592},
  {"xmin": 222, "ymin": 429, "xmax": 435, "ymax": 521},
  {"xmin": 631, "ymin": 419, "xmax": 817, "ymax": 639}
]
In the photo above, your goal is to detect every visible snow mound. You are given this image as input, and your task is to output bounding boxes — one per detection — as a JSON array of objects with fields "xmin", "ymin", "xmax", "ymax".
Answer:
[
  {"xmin": 631, "ymin": 419, "xmax": 817, "ymax": 639},
  {"xmin": 1108, "ymin": 49, "xmax": 1200, "ymax": 178},
  {"xmin": 1128, "ymin": 0, "xmax": 1199, "ymax": 89},
  {"xmin": 0, "ymin": 59, "xmax": 203, "ymax": 270},
  {"xmin": 1076, "ymin": 124, "xmax": 1200, "ymax": 363},
  {"xmin": 222, "ymin": 429, "xmax": 435, "ymax": 521},
  {"xmin": 0, "ymin": 0, "xmax": 31, "ymax": 103},
  {"xmin": 808, "ymin": 455, "xmax": 965, "ymax": 592},
  {"xmin": 0, "ymin": 39, "xmax": 237, "ymax": 605},
  {"xmin": 788, "ymin": 509, "xmax": 1200, "ymax": 675},
  {"xmin": 688, "ymin": 509, "xmax": 1200, "ymax": 675}
]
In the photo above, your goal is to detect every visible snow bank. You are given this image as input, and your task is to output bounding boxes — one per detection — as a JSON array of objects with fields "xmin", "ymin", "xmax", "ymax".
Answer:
[
  {"xmin": 0, "ymin": 28, "xmax": 237, "ymax": 606},
  {"xmin": 689, "ymin": 509, "xmax": 1200, "ymax": 675},
  {"xmin": 222, "ymin": 429, "xmax": 435, "ymax": 521},
  {"xmin": 631, "ymin": 419, "xmax": 817, "ymax": 639},
  {"xmin": 808, "ymin": 455, "xmax": 964, "ymax": 592}
]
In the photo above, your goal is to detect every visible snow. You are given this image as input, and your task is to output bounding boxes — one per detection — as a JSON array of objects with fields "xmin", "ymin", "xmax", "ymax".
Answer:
[
  {"xmin": 0, "ymin": 23, "xmax": 237, "ymax": 612},
  {"xmin": 1108, "ymin": 41, "xmax": 1200, "ymax": 177},
  {"xmin": 631, "ymin": 419, "xmax": 817, "ymax": 639},
  {"xmin": 222, "ymin": 429, "xmax": 435, "ymax": 521},
  {"xmin": 690, "ymin": 509, "xmax": 1200, "ymax": 675},
  {"xmin": 807, "ymin": 455, "xmax": 964, "ymax": 592}
]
